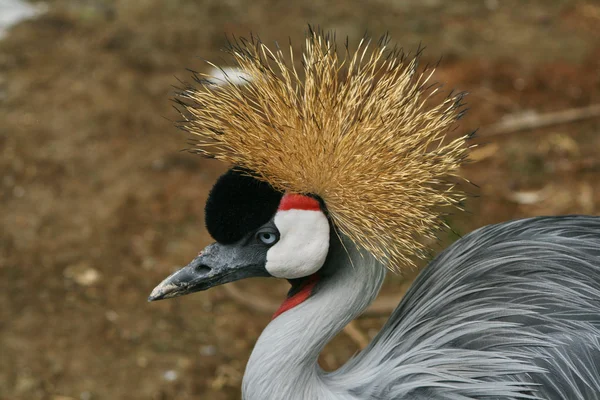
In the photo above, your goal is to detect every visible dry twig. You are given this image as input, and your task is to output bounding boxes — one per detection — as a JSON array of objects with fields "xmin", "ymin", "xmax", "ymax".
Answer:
[
  {"xmin": 223, "ymin": 283, "xmax": 402, "ymax": 318},
  {"xmin": 483, "ymin": 104, "xmax": 600, "ymax": 137},
  {"xmin": 222, "ymin": 283, "xmax": 403, "ymax": 349}
]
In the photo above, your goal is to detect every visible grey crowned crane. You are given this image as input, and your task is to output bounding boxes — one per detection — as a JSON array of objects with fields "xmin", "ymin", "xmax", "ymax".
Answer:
[{"xmin": 149, "ymin": 31, "xmax": 600, "ymax": 399}]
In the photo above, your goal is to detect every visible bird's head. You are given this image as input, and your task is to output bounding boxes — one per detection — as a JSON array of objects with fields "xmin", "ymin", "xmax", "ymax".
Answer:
[
  {"xmin": 148, "ymin": 168, "xmax": 331, "ymax": 302},
  {"xmin": 149, "ymin": 29, "xmax": 471, "ymax": 305}
]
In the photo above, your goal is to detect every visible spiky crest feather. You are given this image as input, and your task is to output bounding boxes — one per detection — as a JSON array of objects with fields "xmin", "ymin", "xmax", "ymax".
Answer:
[{"xmin": 177, "ymin": 28, "xmax": 470, "ymax": 272}]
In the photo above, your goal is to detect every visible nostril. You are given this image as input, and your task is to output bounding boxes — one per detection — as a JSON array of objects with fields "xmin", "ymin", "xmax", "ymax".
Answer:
[{"xmin": 195, "ymin": 264, "xmax": 212, "ymax": 274}]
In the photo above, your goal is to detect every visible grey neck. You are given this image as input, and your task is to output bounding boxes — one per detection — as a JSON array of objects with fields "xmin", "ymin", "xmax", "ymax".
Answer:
[{"xmin": 242, "ymin": 236, "xmax": 386, "ymax": 400}]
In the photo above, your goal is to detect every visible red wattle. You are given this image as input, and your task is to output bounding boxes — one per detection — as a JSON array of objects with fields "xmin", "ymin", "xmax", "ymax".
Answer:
[
  {"xmin": 278, "ymin": 194, "xmax": 321, "ymax": 211},
  {"xmin": 272, "ymin": 274, "xmax": 320, "ymax": 319}
]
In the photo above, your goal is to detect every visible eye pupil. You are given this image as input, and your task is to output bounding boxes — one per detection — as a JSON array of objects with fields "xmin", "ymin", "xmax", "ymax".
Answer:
[{"xmin": 258, "ymin": 231, "xmax": 278, "ymax": 245}]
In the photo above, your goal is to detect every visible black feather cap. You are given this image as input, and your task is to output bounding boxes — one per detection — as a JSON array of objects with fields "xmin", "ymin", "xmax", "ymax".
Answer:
[{"xmin": 205, "ymin": 168, "xmax": 283, "ymax": 244}]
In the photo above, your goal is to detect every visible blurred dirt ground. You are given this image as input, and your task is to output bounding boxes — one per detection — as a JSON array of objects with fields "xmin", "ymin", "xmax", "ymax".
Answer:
[{"xmin": 1, "ymin": 0, "xmax": 599, "ymax": 399}]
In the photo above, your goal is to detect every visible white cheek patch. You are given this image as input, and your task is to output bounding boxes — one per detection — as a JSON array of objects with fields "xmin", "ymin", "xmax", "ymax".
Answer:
[{"xmin": 265, "ymin": 209, "xmax": 330, "ymax": 279}]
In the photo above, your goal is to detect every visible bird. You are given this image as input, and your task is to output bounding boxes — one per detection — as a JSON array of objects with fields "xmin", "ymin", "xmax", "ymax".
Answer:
[{"xmin": 148, "ymin": 29, "xmax": 600, "ymax": 399}]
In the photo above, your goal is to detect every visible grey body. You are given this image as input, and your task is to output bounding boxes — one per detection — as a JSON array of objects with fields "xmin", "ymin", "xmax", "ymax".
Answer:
[{"xmin": 244, "ymin": 216, "xmax": 600, "ymax": 399}]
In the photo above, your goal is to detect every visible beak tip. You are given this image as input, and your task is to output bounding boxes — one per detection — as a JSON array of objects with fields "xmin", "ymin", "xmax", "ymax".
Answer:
[
  {"xmin": 147, "ymin": 289, "xmax": 163, "ymax": 302},
  {"xmin": 148, "ymin": 282, "xmax": 183, "ymax": 302}
]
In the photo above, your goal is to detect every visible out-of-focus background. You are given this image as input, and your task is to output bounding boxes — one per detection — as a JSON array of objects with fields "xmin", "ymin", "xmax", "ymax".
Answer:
[{"xmin": 1, "ymin": 0, "xmax": 599, "ymax": 399}]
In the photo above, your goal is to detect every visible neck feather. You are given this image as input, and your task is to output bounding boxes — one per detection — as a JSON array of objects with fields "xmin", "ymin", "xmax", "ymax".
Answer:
[{"xmin": 242, "ymin": 236, "xmax": 386, "ymax": 400}]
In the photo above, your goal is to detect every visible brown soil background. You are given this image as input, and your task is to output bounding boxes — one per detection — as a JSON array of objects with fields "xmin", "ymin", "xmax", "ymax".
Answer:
[{"xmin": 1, "ymin": 1, "xmax": 599, "ymax": 399}]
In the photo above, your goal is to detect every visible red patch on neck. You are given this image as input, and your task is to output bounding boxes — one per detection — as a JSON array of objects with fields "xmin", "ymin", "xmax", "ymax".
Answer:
[
  {"xmin": 272, "ymin": 274, "xmax": 320, "ymax": 319},
  {"xmin": 278, "ymin": 194, "xmax": 321, "ymax": 211}
]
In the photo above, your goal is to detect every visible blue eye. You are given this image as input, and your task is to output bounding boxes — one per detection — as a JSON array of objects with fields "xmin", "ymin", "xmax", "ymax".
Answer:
[{"xmin": 257, "ymin": 231, "xmax": 278, "ymax": 245}]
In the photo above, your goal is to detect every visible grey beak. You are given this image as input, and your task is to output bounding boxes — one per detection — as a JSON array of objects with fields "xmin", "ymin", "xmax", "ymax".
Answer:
[{"xmin": 148, "ymin": 242, "xmax": 270, "ymax": 302}]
